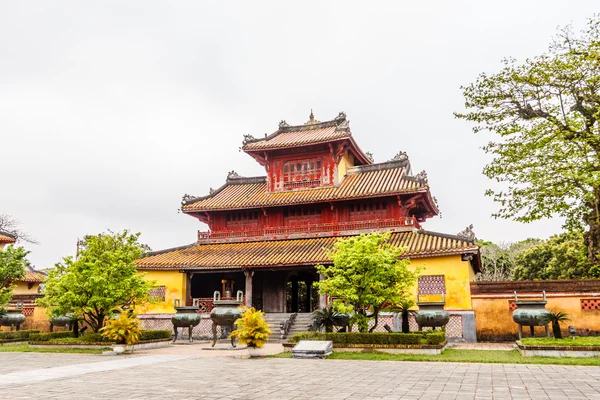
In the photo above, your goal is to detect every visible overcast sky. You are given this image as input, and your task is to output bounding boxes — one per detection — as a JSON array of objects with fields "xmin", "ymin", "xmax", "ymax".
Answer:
[{"xmin": 1, "ymin": 1, "xmax": 597, "ymax": 268}]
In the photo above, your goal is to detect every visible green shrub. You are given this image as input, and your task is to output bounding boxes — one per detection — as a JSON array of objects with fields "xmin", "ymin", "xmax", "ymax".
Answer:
[
  {"xmin": 0, "ymin": 330, "xmax": 40, "ymax": 340},
  {"xmin": 47, "ymin": 336, "xmax": 113, "ymax": 344},
  {"xmin": 29, "ymin": 331, "xmax": 74, "ymax": 342},
  {"xmin": 425, "ymin": 332, "xmax": 446, "ymax": 345},
  {"xmin": 325, "ymin": 332, "xmax": 422, "ymax": 345},
  {"xmin": 139, "ymin": 330, "xmax": 172, "ymax": 341},
  {"xmin": 288, "ymin": 332, "xmax": 326, "ymax": 344},
  {"xmin": 288, "ymin": 332, "xmax": 422, "ymax": 345}
]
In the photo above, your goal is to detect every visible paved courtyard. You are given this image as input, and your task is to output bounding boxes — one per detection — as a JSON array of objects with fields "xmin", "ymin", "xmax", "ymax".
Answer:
[{"xmin": 1, "ymin": 346, "xmax": 600, "ymax": 399}]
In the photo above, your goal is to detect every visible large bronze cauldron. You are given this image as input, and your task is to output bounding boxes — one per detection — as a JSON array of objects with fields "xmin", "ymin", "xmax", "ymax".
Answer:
[
  {"xmin": 414, "ymin": 294, "xmax": 450, "ymax": 330},
  {"xmin": 49, "ymin": 315, "xmax": 73, "ymax": 332},
  {"xmin": 512, "ymin": 291, "xmax": 552, "ymax": 339},
  {"xmin": 0, "ymin": 309, "xmax": 26, "ymax": 331},
  {"xmin": 172, "ymin": 300, "xmax": 201, "ymax": 343},
  {"xmin": 210, "ymin": 290, "xmax": 244, "ymax": 347}
]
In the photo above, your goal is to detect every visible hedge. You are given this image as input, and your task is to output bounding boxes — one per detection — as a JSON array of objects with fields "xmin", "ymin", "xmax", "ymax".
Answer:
[
  {"xmin": 29, "ymin": 331, "xmax": 74, "ymax": 342},
  {"xmin": 289, "ymin": 332, "xmax": 423, "ymax": 345},
  {"xmin": 425, "ymin": 332, "xmax": 446, "ymax": 345},
  {"xmin": 0, "ymin": 329, "xmax": 40, "ymax": 340},
  {"xmin": 139, "ymin": 330, "xmax": 172, "ymax": 341}
]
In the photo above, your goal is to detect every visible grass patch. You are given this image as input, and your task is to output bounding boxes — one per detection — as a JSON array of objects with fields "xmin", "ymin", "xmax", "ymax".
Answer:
[
  {"xmin": 521, "ymin": 337, "xmax": 600, "ymax": 347},
  {"xmin": 0, "ymin": 344, "xmax": 110, "ymax": 354},
  {"xmin": 271, "ymin": 349, "xmax": 600, "ymax": 366}
]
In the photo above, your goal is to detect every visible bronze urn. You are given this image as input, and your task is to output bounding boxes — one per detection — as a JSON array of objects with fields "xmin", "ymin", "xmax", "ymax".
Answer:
[
  {"xmin": 0, "ymin": 309, "xmax": 26, "ymax": 331},
  {"xmin": 171, "ymin": 300, "xmax": 201, "ymax": 343},
  {"xmin": 210, "ymin": 290, "xmax": 244, "ymax": 347},
  {"xmin": 414, "ymin": 294, "xmax": 450, "ymax": 330},
  {"xmin": 512, "ymin": 291, "xmax": 552, "ymax": 339}
]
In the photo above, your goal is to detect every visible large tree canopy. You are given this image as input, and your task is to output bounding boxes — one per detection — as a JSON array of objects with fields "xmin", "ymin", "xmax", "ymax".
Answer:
[
  {"xmin": 478, "ymin": 238, "xmax": 541, "ymax": 281},
  {"xmin": 455, "ymin": 17, "xmax": 600, "ymax": 266},
  {"xmin": 513, "ymin": 231, "xmax": 595, "ymax": 280},
  {"xmin": 315, "ymin": 232, "xmax": 417, "ymax": 333},
  {"xmin": 38, "ymin": 230, "xmax": 154, "ymax": 332},
  {"xmin": 0, "ymin": 245, "xmax": 28, "ymax": 313}
]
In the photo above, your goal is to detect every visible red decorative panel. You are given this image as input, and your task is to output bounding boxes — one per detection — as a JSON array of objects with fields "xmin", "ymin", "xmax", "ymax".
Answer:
[
  {"xmin": 22, "ymin": 307, "xmax": 34, "ymax": 316},
  {"xmin": 508, "ymin": 300, "xmax": 517, "ymax": 311},
  {"xmin": 581, "ymin": 299, "xmax": 600, "ymax": 310},
  {"xmin": 149, "ymin": 286, "xmax": 166, "ymax": 301},
  {"xmin": 418, "ymin": 275, "xmax": 445, "ymax": 295}
]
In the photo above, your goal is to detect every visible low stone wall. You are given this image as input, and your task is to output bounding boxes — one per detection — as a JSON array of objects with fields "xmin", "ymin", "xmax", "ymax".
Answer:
[
  {"xmin": 282, "ymin": 342, "xmax": 447, "ymax": 355},
  {"xmin": 516, "ymin": 341, "xmax": 600, "ymax": 358},
  {"xmin": 471, "ymin": 280, "xmax": 600, "ymax": 341}
]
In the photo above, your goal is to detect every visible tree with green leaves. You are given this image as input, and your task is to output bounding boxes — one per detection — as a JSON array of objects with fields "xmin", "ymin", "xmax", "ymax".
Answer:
[
  {"xmin": 455, "ymin": 16, "xmax": 600, "ymax": 267},
  {"xmin": 478, "ymin": 238, "xmax": 541, "ymax": 281},
  {"xmin": 513, "ymin": 231, "xmax": 594, "ymax": 280},
  {"xmin": 38, "ymin": 230, "xmax": 155, "ymax": 332},
  {"xmin": 0, "ymin": 245, "xmax": 28, "ymax": 313},
  {"xmin": 315, "ymin": 232, "xmax": 417, "ymax": 333}
]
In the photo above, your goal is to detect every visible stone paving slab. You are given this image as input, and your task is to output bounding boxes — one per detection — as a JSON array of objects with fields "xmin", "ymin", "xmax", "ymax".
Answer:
[{"xmin": 2, "ymin": 352, "xmax": 600, "ymax": 399}]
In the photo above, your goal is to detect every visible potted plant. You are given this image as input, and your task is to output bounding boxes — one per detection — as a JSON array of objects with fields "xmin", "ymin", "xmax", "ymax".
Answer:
[
  {"xmin": 540, "ymin": 311, "xmax": 570, "ymax": 339},
  {"xmin": 100, "ymin": 308, "xmax": 141, "ymax": 353},
  {"xmin": 229, "ymin": 307, "xmax": 271, "ymax": 357},
  {"xmin": 310, "ymin": 306, "xmax": 348, "ymax": 332}
]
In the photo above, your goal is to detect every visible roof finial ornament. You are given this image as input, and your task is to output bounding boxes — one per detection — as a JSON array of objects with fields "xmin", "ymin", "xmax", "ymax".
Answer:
[
  {"xmin": 227, "ymin": 170, "xmax": 242, "ymax": 180},
  {"xmin": 415, "ymin": 170, "xmax": 428, "ymax": 183},
  {"xmin": 392, "ymin": 151, "xmax": 409, "ymax": 162},
  {"xmin": 278, "ymin": 120, "xmax": 289, "ymax": 129},
  {"xmin": 242, "ymin": 134, "xmax": 256, "ymax": 145},
  {"xmin": 365, "ymin": 152, "xmax": 374, "ymax": 162},
  {"xmin": 305, "ymin": 109, "xmax": 320, "ymax": 125},
  {"xmin": 457, "ymin": 224, "xmax": 476, "ymax": 242},
  {"xmin": 181, "ymin": 194, "xmax": 199, "ymax": 205}
]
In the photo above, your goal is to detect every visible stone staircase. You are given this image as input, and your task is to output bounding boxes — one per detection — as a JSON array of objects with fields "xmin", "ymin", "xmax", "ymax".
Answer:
[{"xmin": 263, "ymin": 312, "xmax": 313, "ymax": 342}]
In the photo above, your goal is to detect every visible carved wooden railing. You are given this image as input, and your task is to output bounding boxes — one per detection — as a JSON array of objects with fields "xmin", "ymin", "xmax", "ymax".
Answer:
[
  {"xmin": 198, "ymin": 217, "xmax": 420, "ymax": 241},
  {"xmin": 191, "ymin": 297, "xmax": 245, "ymax": 313}
]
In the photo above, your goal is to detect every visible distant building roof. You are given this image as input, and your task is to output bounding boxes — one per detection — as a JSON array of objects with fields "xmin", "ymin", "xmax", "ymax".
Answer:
[
  {"xmin": 20, "ymin": 267, "xmax": 46, "ymax": 283},
  {"xmin": 182, "ymin": 158, "xmax": 436, "ymax": 213},
  {"xmin": 0, "ymin": 230, "xmax": 16, "ymax": 244},
  {"xmin": 136, "ymin": 230, "xmax": 480, "ymax": 272}
]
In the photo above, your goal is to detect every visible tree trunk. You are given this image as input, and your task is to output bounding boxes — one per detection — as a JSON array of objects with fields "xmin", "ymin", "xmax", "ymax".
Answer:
[
  {"xmin": 368, "ymin": 309, "xmax": 379, "ymax": 333},
  {"xmin": 401, "ymin": 311, "xmax": 410, "ymax": 333},
  {"xmin": 584, "ymin": 189, "xmax": 600, "ymax": 268},
  {"xmin": 72, "ymin": 320, "xmax": 79, "ymax": 338},
  {"xmin": 552, "ymin": 321, "xmax": 562, "ymax": 339}
]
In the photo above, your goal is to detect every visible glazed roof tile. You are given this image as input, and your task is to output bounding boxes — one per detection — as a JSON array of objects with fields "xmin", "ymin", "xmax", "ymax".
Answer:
[
  {"xmin": 136, "ymin": 230, "xmax": 479, "ymax": 272},
  {"xmin": 242, "ymin": 113, "xmax": 351, "ymax": 151},
  {"xmin": 0, "ymin": 231, "xmax": 16, "ymax": 244},
  {"xmin": 21, "ymin": 269, "xmax": 46, "ymax": 283},
  {"xmin": 182, "ymin": 160, "xmax": 427, "ymax": 213}
]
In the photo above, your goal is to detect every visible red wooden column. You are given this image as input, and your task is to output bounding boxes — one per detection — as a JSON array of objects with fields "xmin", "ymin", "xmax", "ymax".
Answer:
[{"xmin": 244, "ymin": 270, "xmax": 254, "ymax": 308}]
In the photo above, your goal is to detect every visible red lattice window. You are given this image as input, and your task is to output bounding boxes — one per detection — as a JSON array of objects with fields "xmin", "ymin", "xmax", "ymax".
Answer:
[
  {"xmin": 226, "ymin": 211, "xmax": 260, "ymax": 230},
  {"xmin": 418, "ymin": 275, "xmax": 446, "ymax": 295},
  {"xmin": 149, "ymin": 286, "xmax": 166, "ymax": 301},
  {"xmin": 22, "ymin": 308, "xmax": 34, "ymax": 316},
  {"xmin": 349, "ymin": 202, "xmax": 388, "ymax": 221},
  {"xmin": 508, "ymin": 300, "xmax": 517, "ymax": 311},
  {"xmin": 283, "ymin": 158, "xmax": 322, "ymax": 189},
  {"xmin": 581, "ymin": 299, "xmax": 600, "ymax": 310}
]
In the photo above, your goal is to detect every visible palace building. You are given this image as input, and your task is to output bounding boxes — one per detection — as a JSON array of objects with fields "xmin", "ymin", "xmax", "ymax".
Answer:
[{"xmin": 135, "ymin": 112, "xmax": 481, "ymax": 340}]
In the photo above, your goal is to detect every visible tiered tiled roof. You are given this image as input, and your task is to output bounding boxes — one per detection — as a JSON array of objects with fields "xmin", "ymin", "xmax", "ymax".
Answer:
[
  {"xmin": 0, "ymin": 230, "xmax": 16, "ymax": 244},
  {"xmin": 136, "ymin": 230, "xmax": 480, "ymax": 272},
  {"xmin": 182, "ymin": 159, "xmax": 434, "ymax": 213},
  {"xmin": 242, "ymin": 111, "xmax": 372, "ymax": 164},
  {"xmin": 21, "ymin": 267, "xmax": 46, "ymax": 283}
]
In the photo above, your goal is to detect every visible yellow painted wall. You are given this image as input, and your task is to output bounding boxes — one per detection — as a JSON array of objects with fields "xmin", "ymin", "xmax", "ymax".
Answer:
[
  {"xmin": 337, "ymin": 153, "xmax": 355, "ymax": 183},
  {"xmin": 408, "ymin": 255, "xmax": 474, "ymax": 310},
  {"xmin": 13, "ymin": 281, "xmax": 41, "ymax": 295},
  {"xmin": 473, "ymin": 296, "xmax": 600, "ymax": 340},
  {"xmin": 137, "ymin": 270, "xmax": 186, "ymax": 314}
]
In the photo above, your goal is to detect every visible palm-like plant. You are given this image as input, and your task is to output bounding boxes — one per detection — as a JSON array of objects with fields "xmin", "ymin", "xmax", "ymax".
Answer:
[
  {"xmin": 541, "ymin": 311, "xmax": 570, "ymax": 339},
  {"xmin": 310, "ymin": 306, "xmax": 348, "ymax": 333},
  {"xmin": 100, "ymin": 308, "xmax": 141, "ymax": 345},
  {"xmin": 398, "ymin": 299, "xmax": 416, "ymax": 333}
]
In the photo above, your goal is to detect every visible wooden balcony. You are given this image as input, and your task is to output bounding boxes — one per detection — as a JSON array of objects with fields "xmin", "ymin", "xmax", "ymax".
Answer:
[{"xmin": 198, "ymin": 217, "xmax": 421, "ymax": 243}]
